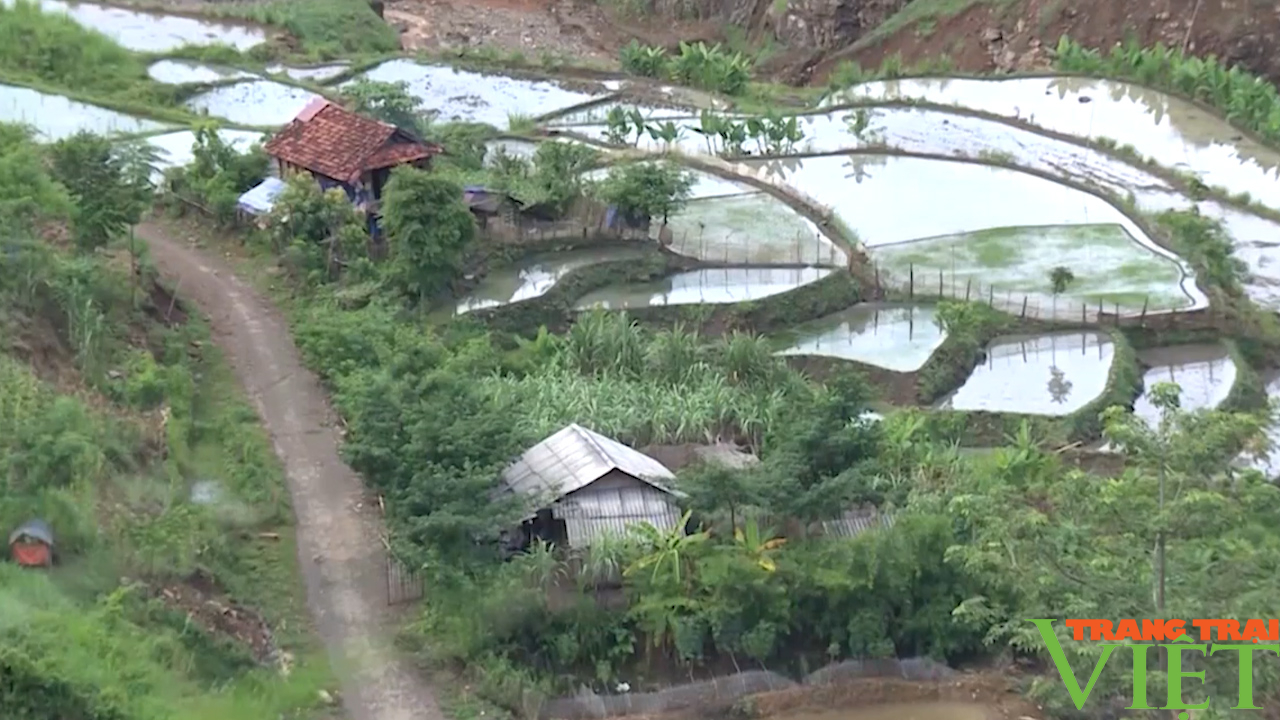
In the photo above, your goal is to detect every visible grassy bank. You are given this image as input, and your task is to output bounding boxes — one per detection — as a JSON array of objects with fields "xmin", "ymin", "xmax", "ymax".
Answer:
[{"xmin": 0, "ymin": 124, "xmax": 329, "ymax": 717}]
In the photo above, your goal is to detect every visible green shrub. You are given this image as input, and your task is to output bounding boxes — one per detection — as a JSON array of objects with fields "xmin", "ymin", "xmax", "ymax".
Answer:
[{"xmin": 227, "ymin": 0, "xmax": 399, "ymax": 57}]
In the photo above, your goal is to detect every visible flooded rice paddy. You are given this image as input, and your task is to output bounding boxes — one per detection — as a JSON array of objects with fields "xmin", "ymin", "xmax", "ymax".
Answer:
[
  {"xmin": 777, "ymin": 304, "xmax": 945, "ymax": 372},
  {"xmin": 144, "ymin": 129, "xmax": 266, "ymax": 176},
  {"xmin": 0, "ymin": 84, "xmax": 168, "ymax": 139},
  {"xmin": 938, "ymin": 331, "xmax": 1115, "ymax": 415},
  {"xmin": 10, "ymin": 0, "xmax": 266, "ymax": 51},
  {"xmin": 349, "ymin": 60, "xmax": 602, "ymax": 129},
  {"xmin": 872, "ymin": 223, "xmax": 1193, "ymax": 312},
  {"xmin": 185, "ymin": 80, "xmax": 323, "ymax": 127},
  {"xmin": 829, "ymin": 76, "xmax": 1280, "ymax": 210},
  {"xmin": 267, "ymin": 63, "xmax": 350, "ymax": 82},
  {"xmin": 1131, "ymin": 344, "xmax": 1236, "ymax": 427},
  {"xmin": 659, "ymin": 192, "xmax": 845, "ymax": 266},
  {"xmin": 147, "ymin": 60, "xmax": 255, "ymax": 85},
  {"xmin": 456, "ymin": 247, "xmax": 650, "ymax": 314},
  {"xmin": 574, "ymin": 266, "xmax": 834, "ymax": 309}
]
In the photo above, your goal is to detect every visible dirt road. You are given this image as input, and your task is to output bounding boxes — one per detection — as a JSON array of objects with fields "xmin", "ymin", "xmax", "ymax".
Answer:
[{"xmin": 137, "ymin": 221, "xmax": 442, "ymax": 720}]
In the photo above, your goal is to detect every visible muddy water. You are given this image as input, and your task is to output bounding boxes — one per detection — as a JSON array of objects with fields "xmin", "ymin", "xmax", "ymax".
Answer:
[
  {"xmin": 0, "ymin": 84, "xmax": 168, "ymax": 139},
  {"xmin": 832, "ymin": 77, "xmax": 1280, "ymax": 210},
  {"xmin": 11, "ymin": 0, "xmax": 265, "ymax": 51},
  {"xmin": 777, "ymin": 304, "xmax": 945, "ymax": 372},
  {"xmin": 147, "ymin": 60, "xmax": 255, "ymax": 85},
  {"xmin": 938, "ymin": 331, "xmax": 1114, "ymax": 415},
  {"xmin": 575, "ymin": 266, "xmax": 834, "ymax": 309},
  {"xmin": 185, "ymin": 80, "xmax": 323, "ymax": 127},
  {"xmin": 349, "ymin": 60, "xmax": 602, "ymax": 128},
  {"xmin": 771, "ymin": 702, "xmax": 992, "ymax": 720},
  {"xmin": 456, "ymin": 247, "xmax": 650, "ymax": 314},
  {"xmin": 1132, "ymin": 344, "xmax": 1236, "ymax": 427}
]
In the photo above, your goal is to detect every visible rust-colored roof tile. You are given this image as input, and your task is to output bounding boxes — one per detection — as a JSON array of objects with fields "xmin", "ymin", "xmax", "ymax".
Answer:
[{"xmin": 262, "ymin": 103, "xmax": 442, "ymax": 182}]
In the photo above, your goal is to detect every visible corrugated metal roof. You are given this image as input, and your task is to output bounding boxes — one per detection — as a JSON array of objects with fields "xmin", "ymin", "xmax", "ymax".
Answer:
[
  {"xmin": 553, "ymin": 484, "xmax": 681, "ymax": 547},
  {"xmin": 822, "ymin": 509, "xmax": 895, "ymax": 539},
  {"xmin": 501, "ymin": 423, "xmax": 677, "ymax": 501}
]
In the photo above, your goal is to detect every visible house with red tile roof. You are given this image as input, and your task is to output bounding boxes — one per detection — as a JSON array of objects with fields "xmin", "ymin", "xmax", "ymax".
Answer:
[{"xmin": 261, "ymin": 97, "xmax": 442, "ymax": 212}]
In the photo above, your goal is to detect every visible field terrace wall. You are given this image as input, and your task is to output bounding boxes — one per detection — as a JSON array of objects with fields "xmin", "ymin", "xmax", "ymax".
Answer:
[
  {"xmin": 537, "ymin": 658, "xmax": 955, "ymax": 720},
  {"xmin": 462, "ymin": 253, "xmax": 865, "ymax": 337}
]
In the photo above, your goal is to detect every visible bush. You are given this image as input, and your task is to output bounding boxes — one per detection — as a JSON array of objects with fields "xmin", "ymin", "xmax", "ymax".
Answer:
[{"xmin": 619, "ymin": 41, "xmax": 753, "ymax": 96}]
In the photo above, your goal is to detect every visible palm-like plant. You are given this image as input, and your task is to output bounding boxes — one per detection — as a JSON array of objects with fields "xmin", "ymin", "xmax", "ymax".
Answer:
[
  {"xmin": 732, "ymin": 516, "xmax": 785, "ymax": 572},
  {"xmin": 624, "ymin": 509, "xmax": 708, "ymax": 588}
]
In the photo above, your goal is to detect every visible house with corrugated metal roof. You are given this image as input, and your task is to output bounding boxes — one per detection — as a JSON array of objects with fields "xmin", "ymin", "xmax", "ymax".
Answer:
[{"xmin": 497, "ymin": 423, "xmax": 685, "ymax": 551}]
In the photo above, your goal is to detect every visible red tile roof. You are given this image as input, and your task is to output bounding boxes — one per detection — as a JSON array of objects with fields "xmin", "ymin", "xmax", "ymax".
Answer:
[{"xmin": 262, "ymin": 100, "xmax": 441, "ymax": 183}]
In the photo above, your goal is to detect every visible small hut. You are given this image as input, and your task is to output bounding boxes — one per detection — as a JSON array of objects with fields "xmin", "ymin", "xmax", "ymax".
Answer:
[{"xmin": 8, "ymin": 519, "xmax": 54, "ymax": 567}]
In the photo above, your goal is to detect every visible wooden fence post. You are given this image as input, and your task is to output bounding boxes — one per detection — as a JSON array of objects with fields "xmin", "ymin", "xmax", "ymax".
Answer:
[
  {"xmin": 1140, "ymin": 297, "xmax": 1149, "ymax": 323},
  {"xmin": 965, "ymin": 278, "xmax": 972, "ymax": 301},
  {"xmin": 909, "ymin": 264, "xmax": 915, "ymax": 299},
  {"xmin": 938, "ymin": 269, "xmax": 943, "ymax": 297},
  {"xmin": 1020, "ymin": 296, "xmax": 1028, "ymax": 318}
]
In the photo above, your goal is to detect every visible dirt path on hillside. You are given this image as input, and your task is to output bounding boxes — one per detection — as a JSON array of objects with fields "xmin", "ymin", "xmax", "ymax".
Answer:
[{"xmin": 136, "ymin": 221, "xmax": 442, "ymax": 720}]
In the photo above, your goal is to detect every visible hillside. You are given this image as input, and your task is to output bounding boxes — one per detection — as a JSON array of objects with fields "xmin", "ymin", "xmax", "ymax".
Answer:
[
  {"xmin": 0, "ymin": 126, "xmax": 328, "ymax": 717},
  {"xmin": 796, "ymin": 0, "xmax": 1280, "ymax": 86}
]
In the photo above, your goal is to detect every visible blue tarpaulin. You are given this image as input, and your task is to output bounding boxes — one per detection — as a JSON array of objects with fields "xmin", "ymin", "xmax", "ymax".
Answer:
[{"xmin": 237, "ymin": 177, "xmax": 286, "ymax": 216}]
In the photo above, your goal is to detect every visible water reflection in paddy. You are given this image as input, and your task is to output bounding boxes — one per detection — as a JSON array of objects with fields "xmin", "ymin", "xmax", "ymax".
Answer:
[
  {"xmin": 777, "ymin": 304, "xmax": 944, "ymax": 372},
  {"xmin": 0, "ymin": 84, "xmax": 167, "ymax": 139},
  {"xmin": 938, "ymin": 331, "xmax": 1114, "ymax": 415},
  {"xmin": 456, "ymin": 247, "xmax": 650, "ymax": 314},
  {"xmin": 575, "ymin": 266, "xmax": 833, "ymax": 309},
  {"xmin": 9, "ymin": 0, "xmax": 265, "ymax": 51},
  {"xmin": 1132, "ymin": 344, "xmax": 1236, "ymax": 427},
  {"xmin": 185, "ymin": 80, "xmax": 323, "ymax": 126},
  {"xmin": 830, "ymin": 76, "xmax": 1280, "ymax": 209}
]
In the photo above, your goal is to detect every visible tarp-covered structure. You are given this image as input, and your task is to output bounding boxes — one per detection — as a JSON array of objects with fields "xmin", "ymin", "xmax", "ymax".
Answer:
[
  {"xmin": 236, "ymin": 177, "xmax": 286, "ymax": 216},
  {"xmin": 498, "ymin": 424, "xmax": 683, "ymax": 549},
  {"xmin": 8, "ymin": 519, "xmax": 54, "ymax": 567}
]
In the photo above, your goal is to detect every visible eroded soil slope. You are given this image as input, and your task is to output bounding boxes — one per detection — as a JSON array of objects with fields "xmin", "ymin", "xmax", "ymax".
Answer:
[{"xmin": 805, "ymin": 0, "xmax": 1280, "ymax": 86}]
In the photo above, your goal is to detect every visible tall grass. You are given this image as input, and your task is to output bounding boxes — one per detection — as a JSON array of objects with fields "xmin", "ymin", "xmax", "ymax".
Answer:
[
  {"xmin": 222, "ymin": 0, "xmax": 399, "ymax": 58},
  {"xmin": 0, "ymin": 0, "xmax": 148, "ymax": 95}
]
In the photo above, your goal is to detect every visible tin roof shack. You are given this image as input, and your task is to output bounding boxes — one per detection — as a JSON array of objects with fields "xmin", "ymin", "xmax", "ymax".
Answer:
[
  {"xmin": 498, "ymin": 424, "xmax": 684, "ymax": 553},
  {"xmin": 8, "ymin": 519, "xmax": 54, "ymax": 567},
  {"xmin": 463, "ymin": 185, "xmax": 524, "ymax": 230},
  {"xmin": 261, "ymin": 98, "xmax": 442, "ymax": 220}
]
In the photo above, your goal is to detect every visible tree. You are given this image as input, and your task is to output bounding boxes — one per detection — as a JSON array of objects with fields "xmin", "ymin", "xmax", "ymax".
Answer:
[
  {"xmin": 1048, "ymin": 265, "xmax": 1074, "ymax": 318},
  {"xmin": 112, "ymin": 140, "xmax": 160, "ymax": 305},
  {"xmin": 380, "ymin": 168, "xmax": 475, "ymax": 301},
  {"xmin": 528, "ymin": 141, "xmax": 598, "ymax": 216},
  {"xmin": 338, "ymin": 78, "xmax": 431, "ymax": 136},
  {"xmin": 48, "ymin": 132, "xmax": 131, "ymax": 252},
  {"xmin": 597, "ymin": 161, "xmax": 695, "ymax": 227},
  {"xmin": 267, "ymin": 175, "xmax": 369, "ymax": 281}
]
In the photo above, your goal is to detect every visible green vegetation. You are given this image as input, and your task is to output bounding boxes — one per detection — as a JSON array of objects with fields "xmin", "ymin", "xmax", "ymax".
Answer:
[
  {"xmin": 1054, "ymin": 36, "xmax": 1280, "ymax": 145},
  {"xmin": 0, "ymin": 124, "xmax": 326, "ymax": 718},
  {"xmin": 620, "ymin": 40, "xmax": 753, "ymax": 96},
  {"xmin": 0, "ymin": 0, "xmax": 148, "ymax": 96},
  {"xmin": 213, "ymin": 0, "xmax": 399, "ymax": 57}
]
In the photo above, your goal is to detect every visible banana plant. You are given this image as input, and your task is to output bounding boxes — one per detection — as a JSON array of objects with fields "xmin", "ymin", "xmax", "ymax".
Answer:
[
  {"xmin": 733, "ymin": 516, "xmax": 786, "ymax": 573},
  {"xmin": 692, "ymin": 109, "xmax": 727, "ymax": 155},
  {"xmin": 604, "ymin": 106, "xmax": 630, "ymax": 145},
  {"xmin": 717, "ymin": 120, "xmax": 747, "ymax": 157}
]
